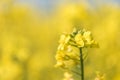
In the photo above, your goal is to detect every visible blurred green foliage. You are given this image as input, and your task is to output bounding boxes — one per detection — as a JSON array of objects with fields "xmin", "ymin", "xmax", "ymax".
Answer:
[{"xmin": 0, "ymin": 0, "xmax": 120, "ymax": 80}]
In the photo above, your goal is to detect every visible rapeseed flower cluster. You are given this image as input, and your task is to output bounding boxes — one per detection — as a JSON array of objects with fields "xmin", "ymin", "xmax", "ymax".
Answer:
[
  {"xmin": 95, "ymin": 72, "xmax": 105, "ymax": 80},
  {"xmin": 63, "ymin": 72, "xmax": 74, "ymax": 80},
  {"xmin": 55, "ymin": 28, "xmax": 98, "ymax": 68}
]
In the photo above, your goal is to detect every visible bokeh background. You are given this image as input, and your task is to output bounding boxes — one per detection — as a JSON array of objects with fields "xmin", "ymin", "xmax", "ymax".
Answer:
[{"xmin": 0, "ymin": 0, "xmax": 120, "ymax": 80}]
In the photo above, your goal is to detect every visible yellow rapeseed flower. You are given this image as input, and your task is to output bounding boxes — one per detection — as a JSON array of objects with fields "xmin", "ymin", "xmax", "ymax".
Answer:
[
  {"xmin": 74, "ymin": 33, "xmax": 84, "ymax": 47},
  {"xmin": 63, "ymin": 72, "xmax": 74, "ymax": 80},
  {"xmin": 55, "ymin": 28, "xmax": 99, "ymax": 69},
  {"xmin": 58, "ymin": 34, "xmax": 71, "ymax": 50}
]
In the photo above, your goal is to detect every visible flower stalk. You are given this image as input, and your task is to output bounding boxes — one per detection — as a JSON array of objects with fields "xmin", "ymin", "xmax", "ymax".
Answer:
[{"xmin": 80, "ymin": 48, "xmax": 84, "ymax": 80}]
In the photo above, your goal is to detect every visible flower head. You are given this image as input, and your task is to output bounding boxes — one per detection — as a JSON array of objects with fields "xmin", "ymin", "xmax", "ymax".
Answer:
[
  {"xmin": 95, "ymin": 72, "xmax": 105, "ymax": 80},
  {"xmin": 63, "ymin": 72, "xmax": 74, "ymax": 80},
  {"xmin": 55, "ymin": 28, "xmax": 99, "ymax": 68}
]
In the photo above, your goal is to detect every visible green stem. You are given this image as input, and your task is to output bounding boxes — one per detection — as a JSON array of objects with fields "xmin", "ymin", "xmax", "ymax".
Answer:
[{"xmin": 80, "ymin": 48, "xmax": 84, "ymax": 80}]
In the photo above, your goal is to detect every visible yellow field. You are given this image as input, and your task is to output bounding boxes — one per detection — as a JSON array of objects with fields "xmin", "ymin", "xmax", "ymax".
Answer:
[{"xmin": 0, "ymin": 1, "xmax": 119, "ymax": 80}]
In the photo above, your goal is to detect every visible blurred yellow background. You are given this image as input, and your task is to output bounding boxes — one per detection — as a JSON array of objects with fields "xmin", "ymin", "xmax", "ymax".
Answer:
[{"xmin": 0, "ymin": 0, "xmax": 120, "ymax": 80}]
